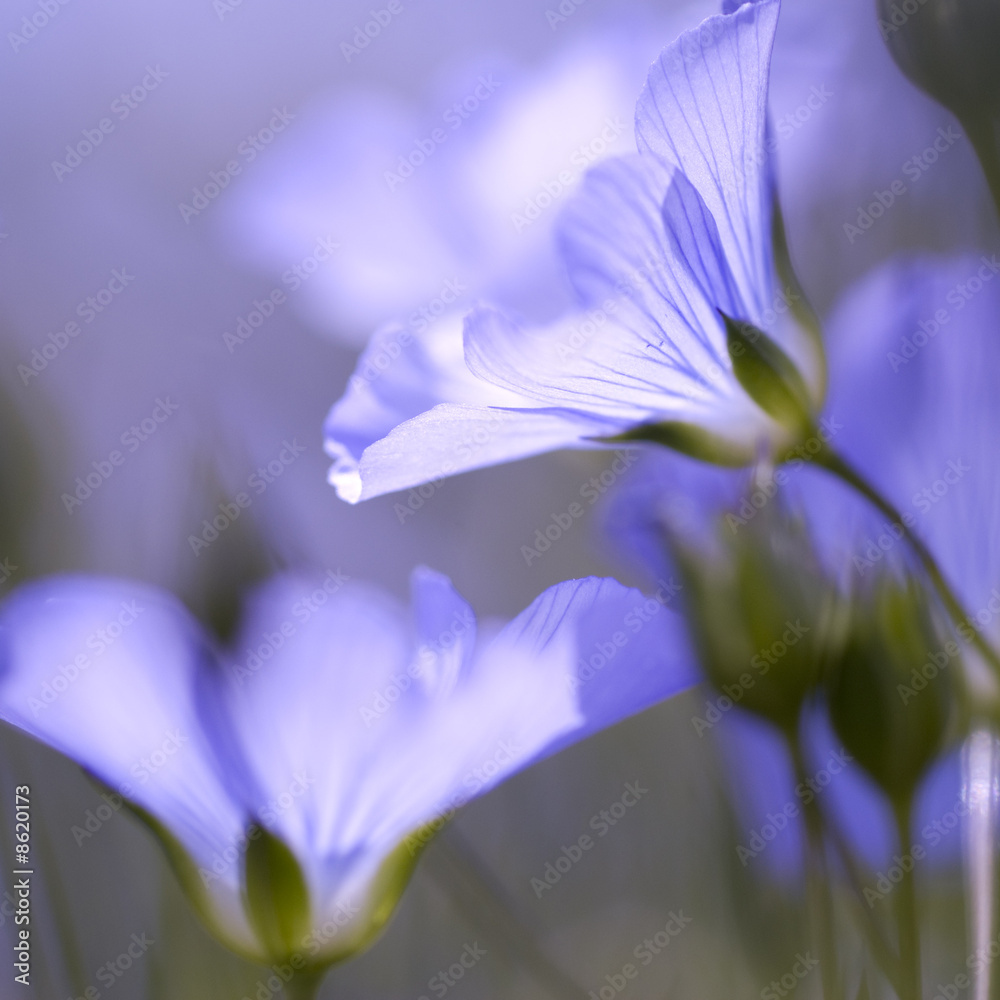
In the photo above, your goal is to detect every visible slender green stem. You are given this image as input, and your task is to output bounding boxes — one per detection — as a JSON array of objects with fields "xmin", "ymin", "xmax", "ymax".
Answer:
[
  {"xmin": 283, "ymin": 966, "xmax": 327, "ymax": 1000},
  {"xmin": 810, "ymin": 444, "xmax": 1000, "ymax": 683},
  {"xmin": 891, "ymin": 798, "xmax": 921, "ymax": 1000},
  {"xmin": 818, "ymin": 803, "xmax": 904, "ymax": 997},
  {"xmin": 789, "ymin": 735, "xmax": 842, "ymax": 1000}
]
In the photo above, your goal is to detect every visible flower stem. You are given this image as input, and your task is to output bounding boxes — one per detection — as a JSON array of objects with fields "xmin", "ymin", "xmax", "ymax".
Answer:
[
  {"xmin": 789, "ymin": 735, "xmax": 842, "ymax": 1000},
  {"xmin": 891, "ymin": 797, "xmax": 921, "ymax": 1000},
  {"xmin": 963, "ymin": 727, "xmax": 1000, "ymax": 1000},
  {"xmin": 282, "ymin": 966, "xmax": 327, "ymax": 1000},
  {"xmin": 818, "ymin": 803, "xmax": 903, "ymax": 996},
  {"xmin": 810, "ymin": 444, "xmax": 1000, "ymax": 683}
]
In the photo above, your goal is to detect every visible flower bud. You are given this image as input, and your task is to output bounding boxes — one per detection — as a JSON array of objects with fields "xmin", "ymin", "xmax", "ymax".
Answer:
[
  {"xmin": 826, "ymin": 574, "xmax": 955, "ymax": 804},
  {"xmin": 721, "ymin": 312, "xmax": 816, "ymax": 436},
  {"xmin": 876, "ymin": 0, "xmax": 1000, "ymax": 122},
  {"xmin": 674, "ymin": 507, "xmax": 846, "ymax": 735}
]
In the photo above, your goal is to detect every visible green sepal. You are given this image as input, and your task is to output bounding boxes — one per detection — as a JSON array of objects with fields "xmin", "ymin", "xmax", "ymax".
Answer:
[
  {"xmin": 242, "ymin": 823, "xmax": 312, "ymax": 963},
  {"xmin": 720, "ymin": 311, "xmax": 814, "ymax": 431},
  {"xmin": 338, "ymin": 832, "xmax": 430, "ymax": 959},
  {"xmin": 305, "ymin": 820, "xmax": 436, "ymax": 968},
  {"xmin": 82, "ymin": 771, "xmax": 261, "ymax": 962},
  {"xmin": 598, "ymin": 421, "xmax": 753, "ymax": 467},
  {"xmin": 826, "ymin": 579, "xmax": 955, "ymax": 806}
]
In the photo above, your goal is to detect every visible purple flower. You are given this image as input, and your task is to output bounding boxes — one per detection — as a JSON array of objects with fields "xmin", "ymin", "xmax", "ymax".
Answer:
[
  {"xmin": 0, "ymin": 568, "xmax": 695, "ymax": 967},
  {"xmin": 326, "ymin": 0, "xmax": 827, "ymax": 503},
  {"xmin": 598, "ymin": 250, "xmax": 1000, "ymax": 875},
  {"xmin": 222, "ymin": 31, "xmax": 665, "ymax": 345}
]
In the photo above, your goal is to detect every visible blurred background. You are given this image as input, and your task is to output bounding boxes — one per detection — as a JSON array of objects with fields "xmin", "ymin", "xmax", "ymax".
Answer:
[{"xmin": 0, "ymin": 0, "xmax": 996, "ymax": 995}]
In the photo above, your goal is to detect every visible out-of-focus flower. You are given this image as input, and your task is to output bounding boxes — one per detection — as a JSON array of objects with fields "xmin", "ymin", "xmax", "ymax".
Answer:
[
  {"xmin": 607, "ymin": 249, "xmax": 1000, "ymax": 671},
  {"xmin": 876, "ymin": 0, "xmax": 1000, "ymax": 126},
  {"xmin": 0, "ymin": 568, "xmax": 695, "ymax": 971},
  {"xmin": 599, "ymin": 250, "xmax": 1000, "ymax": 874},
  {"xmin": 222, "ymin": 29, "xmax": 675, "ymax": 344},
  {"xmin": 325, "ymin": 0, "xmax": 827, "ymax": 504},
  {"xmin": 876, "ymin": 0, "xmax": 1000, "ymax": 215},
  {"xmin": 673, "ymin": 506, "xmax": 846, "ymax": 737},
  {"xmin": 814, "ymin": 254, "xmax": 1000, "ymax": 627}
]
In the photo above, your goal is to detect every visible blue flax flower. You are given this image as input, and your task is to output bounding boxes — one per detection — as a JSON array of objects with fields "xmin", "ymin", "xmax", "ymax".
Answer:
[
  {"xmin": 326, "ymin": 0, "xmax": 826, "ymax": 503},
  {"xmin": 600, "ymin": 251, "xmax": 1000, "ymax": 875},
  {"xmin": 0, "ymin": 568, "xmax": 695, "ymax": 969}
]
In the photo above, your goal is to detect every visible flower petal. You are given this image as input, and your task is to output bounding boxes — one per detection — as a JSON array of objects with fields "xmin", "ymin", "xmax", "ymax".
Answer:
[
  {"xmin": 324, "ymin": 312, "xmax": 535, "ymax": 502},
  {"xmin": 408, "ymin": 566, "xmax": 477, "ymax": 699},
  {"xmin": 635, "ymin": 0, "xmax": 780, "ymax": 320},
  {"xmin": 220, "ymin": 576, "xmax": 413, "ymax": 862},
  {"xmin": 0, "ymin": 576, "xmax": 256, "ymax": 951},
  {"xmin": 330, "ymin": 399, "xmax": 610, "ymax": 503},
  {"xmin": 556, "ymin": 155, "xmax": 741, "ymax": 395},
  {"xmin": 496, "ymin": 576, "xmax": 699, "ymax": 759},
  {"xmin": 799, "ymin": 254, "xmax": 1000, "ymax": 613}
]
